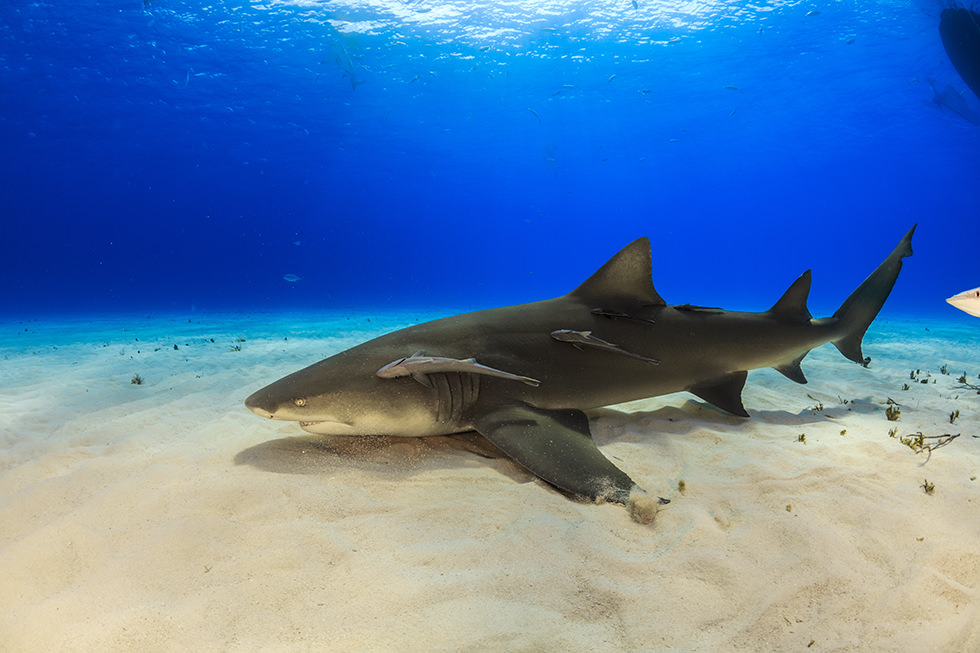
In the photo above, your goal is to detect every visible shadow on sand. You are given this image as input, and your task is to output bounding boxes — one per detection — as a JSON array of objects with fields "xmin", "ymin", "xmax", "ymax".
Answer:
[
  {"xmin": 234, "ymin": 430, "xmax": 524, "ymax": 480},
  {"xmin": 235, "ymin": 400, "xmax": 852, "ymax": 481}
]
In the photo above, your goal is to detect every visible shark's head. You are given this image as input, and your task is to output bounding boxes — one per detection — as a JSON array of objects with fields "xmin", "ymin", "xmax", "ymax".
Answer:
[{"xmin": 245, "ymin": 348, "xmax": 443, "ymax": 436}]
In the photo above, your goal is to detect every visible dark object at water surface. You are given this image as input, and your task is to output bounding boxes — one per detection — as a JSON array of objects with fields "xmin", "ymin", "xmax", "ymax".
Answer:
[{"xmin": 939, "ymin": 8, "xmax": 980, "ymax": 100}]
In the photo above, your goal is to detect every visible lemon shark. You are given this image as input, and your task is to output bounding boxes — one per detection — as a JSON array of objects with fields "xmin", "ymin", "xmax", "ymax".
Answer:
[{"xmin": 246, "ymin": 226, "xmax": 915, "ymax": 523}]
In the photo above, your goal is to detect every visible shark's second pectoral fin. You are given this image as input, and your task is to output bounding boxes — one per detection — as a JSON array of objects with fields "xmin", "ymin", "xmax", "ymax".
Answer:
[
  {"xmin": 689, "ymin": 371, "xmax": 749, "ymax": 417},
  {"xmin": 472, "ymin": 403, "xmax": 655, "ymax": 520}
]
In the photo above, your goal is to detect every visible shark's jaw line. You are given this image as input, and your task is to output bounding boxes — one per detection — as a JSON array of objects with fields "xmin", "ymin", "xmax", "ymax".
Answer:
[
  {"xmin": 244, "ymin": 226, "xmax": 916, "ymax": 523},
  {"xmin": 298, "ymin": 420, "xmax": 354, "ymax": 434}
]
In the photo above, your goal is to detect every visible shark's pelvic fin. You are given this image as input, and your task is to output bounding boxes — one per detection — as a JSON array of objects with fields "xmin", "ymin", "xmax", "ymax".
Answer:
[
  {"xmin": 774, "ymin": 353, "xmax": 809, "ymax": 384},
  {"xmin": 471, "ymin": 403, "xmax": 638, "ymax": 506},
  {"xmin": 689, "ymin": 371, "xmax": 749, "ymax": 417},
  {"xmin": 831, "ymin": 225, "xmax": 916, "ymax": 364},
  {"xmin": 768, "ymin": 270, "xmax": 813, "ymax": 323},
  {"xmin": 570, "ymin": 237, "xmax": 667, "ymax": 307}
]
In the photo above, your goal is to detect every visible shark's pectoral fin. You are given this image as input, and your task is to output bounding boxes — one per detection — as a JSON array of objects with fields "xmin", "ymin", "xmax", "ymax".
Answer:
[
  {"xmin": 689, "ymin": 371, "xmax": 749, "ymax": 417},
  {"xmin": 774, "ymin": 353, "xmax": 808, "ymax": 384},
  {"xmin": 472, "ymin": 403, "xmax": 639, "ymax": 507}
]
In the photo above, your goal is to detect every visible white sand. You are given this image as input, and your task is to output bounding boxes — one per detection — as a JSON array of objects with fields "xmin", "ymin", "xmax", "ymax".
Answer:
[{"xmin": 1, "ymin": 312, "xmax": 979, "ymax": 651}]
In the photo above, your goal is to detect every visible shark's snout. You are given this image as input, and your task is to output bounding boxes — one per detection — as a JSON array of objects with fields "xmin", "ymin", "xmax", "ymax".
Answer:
[
  {"xmin": 244, "ymin": 390, "xmax": 277, "ymax": 418},
  {"xmin": 244, "ymin": 385, "xmax": 355, "ymax": 434},
  {"xmin": 247, "ymin": 404, "xmax": 274, "ymax": 419}
]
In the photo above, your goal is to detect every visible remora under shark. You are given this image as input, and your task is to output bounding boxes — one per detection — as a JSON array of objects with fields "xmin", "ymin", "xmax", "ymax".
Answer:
[{"xmin": 246, "ymin": 226, "xmax": 915, "ymax": 523}]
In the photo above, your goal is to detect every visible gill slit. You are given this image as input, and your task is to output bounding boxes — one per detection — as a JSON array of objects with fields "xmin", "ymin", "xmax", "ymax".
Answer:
[{"xmin": 431, "ymin": 372, "xmax": 480, "ymax": 425}]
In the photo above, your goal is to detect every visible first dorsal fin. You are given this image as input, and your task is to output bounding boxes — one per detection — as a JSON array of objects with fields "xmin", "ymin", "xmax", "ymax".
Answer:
[
  {"xmin": 570, "ymin": 237, "xmax": 666, "ymax": 306},
  {"xmin": 767, "ymin": 270, "xmax": 813, "ymax": 323}
]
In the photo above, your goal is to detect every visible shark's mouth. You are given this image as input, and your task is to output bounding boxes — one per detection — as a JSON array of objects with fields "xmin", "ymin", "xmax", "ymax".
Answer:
[{"xmin": 299, "ymin": 420, "xmax": 354, "ymax": 435}]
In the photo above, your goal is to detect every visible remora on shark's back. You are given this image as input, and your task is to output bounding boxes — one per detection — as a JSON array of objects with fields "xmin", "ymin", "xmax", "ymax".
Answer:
[{"xmin": 246, "ymin": 226, "xmax": 915, "ymax": 523}]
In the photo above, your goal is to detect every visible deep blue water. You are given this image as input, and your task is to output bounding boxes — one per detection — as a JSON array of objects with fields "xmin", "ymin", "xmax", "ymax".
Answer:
[{"xmin": 2, "ymin": 0, "xmax": 978, "ymax": 319}]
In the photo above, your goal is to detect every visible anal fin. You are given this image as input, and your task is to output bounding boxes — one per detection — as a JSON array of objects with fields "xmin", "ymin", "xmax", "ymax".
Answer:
[{"xmin": 689, "ymin": 371, "xmax": 749, "ymax": 417}]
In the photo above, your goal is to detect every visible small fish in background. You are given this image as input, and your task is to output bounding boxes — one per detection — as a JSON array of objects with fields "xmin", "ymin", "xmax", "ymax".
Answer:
[
  {"xmin": 947, "ymin": 287, "xmax": 980, "ymax": 317},
  {"xmin": 323, "ymin": 38, "xmax": 365, "ymax": 90},
  {"xmin": 283, "ymin": 274, "xmax": 302, "ymax": 283}
]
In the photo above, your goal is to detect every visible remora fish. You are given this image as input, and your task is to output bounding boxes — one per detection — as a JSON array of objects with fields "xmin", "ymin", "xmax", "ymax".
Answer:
[
  {"xmin": 550, "ymin": 329, "xmax": 660, "ymax": 365},
  {"xmin": 246, "ymin": 226, "xmax": 915, "ymax": 523},
  {"xmin": 377, "ymin": 351, "xmax": 542, "ymax": 387},
  {"xmin": 946, "ymin": 286, "xmax": 980, "ymax": 317}
]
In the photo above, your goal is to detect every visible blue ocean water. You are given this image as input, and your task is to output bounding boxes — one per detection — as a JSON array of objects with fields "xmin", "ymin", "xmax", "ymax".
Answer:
[{"xmin": 2, "ymin": 0, "xmax": 978, "ymax": 319}]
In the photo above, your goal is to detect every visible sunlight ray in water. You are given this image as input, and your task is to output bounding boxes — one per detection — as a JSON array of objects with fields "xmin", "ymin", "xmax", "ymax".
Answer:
[{"xmin": 265, "ymin": 0, "xmax": 814, "ymax": 42}]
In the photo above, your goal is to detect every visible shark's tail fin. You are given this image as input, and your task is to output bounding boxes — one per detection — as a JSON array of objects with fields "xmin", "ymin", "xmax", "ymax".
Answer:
[{"xmin": 831, "ymin": 225, "xmax": 916, "ymax": 364}]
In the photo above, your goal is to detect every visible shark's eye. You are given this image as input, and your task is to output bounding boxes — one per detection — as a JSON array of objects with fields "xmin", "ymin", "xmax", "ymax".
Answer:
[{"xmin": 293, "ymin": 397, "xmax": 307, "ymax": 407}]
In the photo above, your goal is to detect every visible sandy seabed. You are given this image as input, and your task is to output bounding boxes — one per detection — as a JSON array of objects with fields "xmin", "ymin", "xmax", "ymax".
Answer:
[{"xmin": 1, "ymin": 311, "xmax": 979, "ymax": 651}]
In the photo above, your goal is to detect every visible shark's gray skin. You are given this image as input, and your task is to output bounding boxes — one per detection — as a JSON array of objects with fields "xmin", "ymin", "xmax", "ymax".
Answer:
[{"xmin": 246, "ymin": 226, "xmax": 915, "ymax": 523}]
